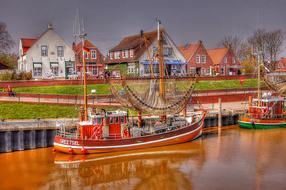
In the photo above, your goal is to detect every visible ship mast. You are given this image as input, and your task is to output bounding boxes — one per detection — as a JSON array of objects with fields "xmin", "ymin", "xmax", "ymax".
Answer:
[
  {"xmin": 157, "ymin": 20, "xmax": 165, "ymax": 99},
  {"xmin": 257, "ymin": 51, "xmax": 261, "ymax": 106},
  {"xmin": 74, "ymin": 11, "xmax": 88, "ymax": 121}
]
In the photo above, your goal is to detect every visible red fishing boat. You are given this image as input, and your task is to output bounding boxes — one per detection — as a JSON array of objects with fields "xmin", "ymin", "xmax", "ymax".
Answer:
[{"xmin": 53, "ymin": 20, "xmax": 205, "ymax": 154}]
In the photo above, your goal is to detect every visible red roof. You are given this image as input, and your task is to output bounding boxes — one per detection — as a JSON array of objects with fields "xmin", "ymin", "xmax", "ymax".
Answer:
[
  {"xmin": 207, "ymin": 47, "xmax": 229, "ymax": 65},
  {"xmin": 179, "ymin": 41, "xmax": 200, "ymax": 61},
  {"xmin": 21, "ymin": 38, "xmax": 38, "ymax": 54}
]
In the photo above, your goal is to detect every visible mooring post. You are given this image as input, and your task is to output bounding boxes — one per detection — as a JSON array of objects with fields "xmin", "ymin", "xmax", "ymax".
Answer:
[{"xmin": 218, "ymin": 98, "xmax": 222, "ymax": 128}]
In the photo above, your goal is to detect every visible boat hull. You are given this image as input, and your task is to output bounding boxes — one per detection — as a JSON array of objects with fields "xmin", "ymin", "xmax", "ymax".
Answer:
[
  {"xmin": 54, "ymin": 116, "xmax": 204, "ymax": 154},
  {"xmin": 238, "ymin": 117, "xmax": 286, "ymax": 129}
]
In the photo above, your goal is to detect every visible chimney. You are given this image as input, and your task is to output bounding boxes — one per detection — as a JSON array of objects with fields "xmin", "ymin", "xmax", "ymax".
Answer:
[{"xmin": 48, "ymin": 23, "xmax": 53, "ymax": 30}]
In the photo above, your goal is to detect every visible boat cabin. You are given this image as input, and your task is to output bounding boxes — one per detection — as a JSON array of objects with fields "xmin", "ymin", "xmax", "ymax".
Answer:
[
  {"xmin": 79, "ymin": 111, "xmax": 128, "ymax": 140},
  {"xmin": 249, "ymin": 93, "xmax": 285, "ymax": 119}
]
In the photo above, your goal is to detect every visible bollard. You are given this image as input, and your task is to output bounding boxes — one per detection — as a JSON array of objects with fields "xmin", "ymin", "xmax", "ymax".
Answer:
[
  {"xmin": 0, "ymin": 131, "xmax": 12, "ymax": 153},
  {"xmin": 24, "ymin": 130, "xmax": 36, "ymax": 149},
  {"xmin": 12, "ymin": 130, "xmax": 24, "ymax": 151}
]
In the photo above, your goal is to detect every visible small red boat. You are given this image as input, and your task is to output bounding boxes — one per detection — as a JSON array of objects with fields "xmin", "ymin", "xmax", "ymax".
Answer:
[{"xmin": 54, "ymin": 111, "xmax": 205, "ymax": 154}]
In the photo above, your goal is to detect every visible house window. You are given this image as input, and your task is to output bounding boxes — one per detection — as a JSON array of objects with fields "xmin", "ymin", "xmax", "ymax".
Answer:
[
  {"xmin": 224, "ymin": 57, "xmax": 228, "ymax": 63},
  {"xmin": 33, "ymin": 63, "xmax": 42, "ymax": 77},
  {"xmin": 122, "ymin": 50, "xmax": 126, "ymax": 58},
  {"xmin": 51, "ymin": 66, "xmax": 59, "ymax": 76},
  {"xmin": 202, "ymin": 55, "xmax": 206, "ymax": 63},
  {"xmin": 115, "ymin": 51, "xmax": 121, "ymax": 59},
  {"xmin": 196, "ymin": 55, "xmax": 200, "ymax": 64},
  {"xmin": 129, "ymin": 49, "xmax": 134, "ymax": 58},
  {"xmin": 109, "ymin": 52, "xmax": 113, "ymax": 60},
  {"xmin": 57, "ymin": 46, "xmax": 64, "ymax": 57},
  {"xmin": 84, "ymin": 52, "xmax": 89, "ymax": 59},
  {"xmin": 163, "ymin": 47, "xmax": 173, "ymax": 57},
  {"xmin": 92, "ymin": 67, "xmax": 97, "ymax": 76},
  {"xmin": 41, "ymin": 45, "xmax": 48, "ymax": 56},
  {"xmin": 91, "ymin": 50, "xmax": 97, "ymax": 59}
]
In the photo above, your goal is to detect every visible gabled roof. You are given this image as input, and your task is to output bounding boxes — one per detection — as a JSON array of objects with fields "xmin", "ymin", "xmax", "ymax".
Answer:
[
  {"xmin": 110, "ymin": 30, "xmax": 158, "ymax": 52},
  {"xmin": 105, "ymin": 29, "xmax": 161, "ymax": 64},
  {"xmin": 207, "ymin": 47, "xmax": 229, "ymax": 65},
  {"xmin": 74, "ymin": 39, "xmax": 100, "ymax": 52},
  {"xmin": 179, "ymin": 41, "xmax": 200, "ymax": 61},
  {"xmin": 21, "ymin": 38, "xmax": 38, "ymax": 54}
]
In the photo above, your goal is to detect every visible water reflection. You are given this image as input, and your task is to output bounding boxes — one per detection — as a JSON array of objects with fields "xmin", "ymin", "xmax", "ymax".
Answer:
[
  {"xmin": 52, "ymin": 140, "xmax": 206, "ymax": 190},
  {"xmin": 0, "ymin": 128, "xmax": 286, "ymax": 190}
]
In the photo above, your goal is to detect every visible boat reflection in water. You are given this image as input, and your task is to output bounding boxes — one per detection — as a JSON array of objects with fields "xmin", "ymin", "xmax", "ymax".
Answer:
[{"xmin": 53, "ymin": 140, "xmax": 206, "ymax": 190}]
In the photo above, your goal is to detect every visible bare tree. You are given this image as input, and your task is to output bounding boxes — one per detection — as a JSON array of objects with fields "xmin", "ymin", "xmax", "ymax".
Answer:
[
  {"xmin": 0, "ymin": 22, "xmax": 15, "ymax": 54},
  {"xmin": 247, "ymin": 29, "xmax": 268, "ymax": 62},
  {"xmin": 218, "ymin": 35, "xmax": 242, "ymax": 57},
  {"xmin": 265, "ymin": 29, "xmax": 285, "ymax": 63}
]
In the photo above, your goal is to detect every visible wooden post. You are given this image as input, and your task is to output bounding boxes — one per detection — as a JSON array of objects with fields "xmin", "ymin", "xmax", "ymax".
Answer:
[
  {"xmin": 218, "ymin": 98, "xmax": 222, "ymax": 128},
  {"xmin": 138, "ymin": 111, "xmax": 142, "ymax": 128}
]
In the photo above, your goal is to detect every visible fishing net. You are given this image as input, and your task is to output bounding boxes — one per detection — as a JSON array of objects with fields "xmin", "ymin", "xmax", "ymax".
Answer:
[
  {"xmin": 264, "ymin": 72, "xmax": 286, "ymax": 97},
  {"xmin": 110, "ymin": 77, "xmax": 196, "ymax": 115}
]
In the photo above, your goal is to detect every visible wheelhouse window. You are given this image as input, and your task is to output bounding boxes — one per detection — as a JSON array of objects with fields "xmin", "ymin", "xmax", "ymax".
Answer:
[
  {"xmin": 57, "ymin": 46, "xmax": 64, "ymax": 57},
  {"xmin": 41, "ymin": 45, "xmax": 48, "ymax": 56},
  {"xmin": 91, "ymin": 50, "xmax": 97, "ymax": 59},
  {"xmin": 121, "ymin": 116, "xmax": 125, "ymax": 123}
]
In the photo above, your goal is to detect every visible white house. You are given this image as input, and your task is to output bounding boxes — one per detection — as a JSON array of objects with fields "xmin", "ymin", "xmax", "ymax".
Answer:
[{"xmin": 18, "ymin": 24, "xmax": 75, "ymax": 79}]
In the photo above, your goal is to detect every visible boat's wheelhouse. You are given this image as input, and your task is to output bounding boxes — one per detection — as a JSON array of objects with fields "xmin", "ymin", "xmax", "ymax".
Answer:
[
  {"xmin": 79, "ymin": 111, "xmax": 128, "ymax": 140},
  {"xmin": 249, "ymin": 94, "xmax": 285, "ymax": 119}
]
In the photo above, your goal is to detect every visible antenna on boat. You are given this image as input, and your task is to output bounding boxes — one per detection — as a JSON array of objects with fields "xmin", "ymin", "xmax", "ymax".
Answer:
[{"xmin": 73, "ymin": 9, "xmax": 88, "ymax": 121}]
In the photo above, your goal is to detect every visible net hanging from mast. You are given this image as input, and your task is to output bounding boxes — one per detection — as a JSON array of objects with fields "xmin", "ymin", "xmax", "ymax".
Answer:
[
  {"xmin": 110, "ymin": 78, "xmax": 196, "ymax": 115},
  {"xmin": 263, "ymin": 72, "xmax": 286, "ymax": 97}
]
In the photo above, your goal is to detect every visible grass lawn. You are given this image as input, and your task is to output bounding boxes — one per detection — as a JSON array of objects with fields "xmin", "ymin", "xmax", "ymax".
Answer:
[
  {"xmin": 0, "ymin": 102, "xmax": 79, "ymax": 119},
  {"xmin": 3, "ymin": 78, "xmax": 262, "ymax": 95}
]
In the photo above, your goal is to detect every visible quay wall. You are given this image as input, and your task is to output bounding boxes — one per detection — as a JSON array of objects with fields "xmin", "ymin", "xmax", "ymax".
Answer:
[{"xmin": 0, "ymin": 113, "xmax": 240, "ymax": 153}]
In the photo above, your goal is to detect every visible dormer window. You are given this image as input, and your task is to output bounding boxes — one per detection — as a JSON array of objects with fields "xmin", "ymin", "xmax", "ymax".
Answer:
[
  {"xmin": 125, "ymin": 50, "xmax": 129, "ymax": 58},
  {"xmin": 110, "ymin": 52, "xmax": 113, "ymax": 60},
  {"xmin": 130, "ymin": 49, "xmax": 134, "ymax": 58},
  {"xmin": 41, "ymin": 45, "xmax": 48, "ymax": 56},
  {"xmin": 115, "ymin": 51, "xmax": 121, "ymax": 59}
]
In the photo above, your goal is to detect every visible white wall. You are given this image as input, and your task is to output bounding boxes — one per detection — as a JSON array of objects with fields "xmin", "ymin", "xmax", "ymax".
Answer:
[{"xmin": 18, "ymin": 28, "xmax": 75, "ymax": 79}]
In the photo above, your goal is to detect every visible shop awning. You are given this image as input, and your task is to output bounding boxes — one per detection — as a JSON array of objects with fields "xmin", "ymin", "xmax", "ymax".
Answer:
[
  {"xmin": 51, "ymin": 63, "xmax": 59, "ymax": 68},
  {"xmin": 33, "ymin": 63, "xmax": 42, "ymax": 68},
  {"xmin": 142, "ymin": 59, "xmax": 186, "ymax": 65}
]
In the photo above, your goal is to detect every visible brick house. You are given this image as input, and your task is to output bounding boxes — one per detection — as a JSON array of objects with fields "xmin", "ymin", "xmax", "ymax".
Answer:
[
  {"xmin": 275, "ymin": 57, "xmax": 286, "ymax": 72},
  {"xmin": 207, "ymin": 47, "xmax": 240, "ymax": 75},
  {"xmin": 105, "ymin": 29, "xmax": 186, "ymax": 77},
  {"xmin": 73, "ymin": 39, "xmax": 105, "ymax": 78},
  {"xmin": 179, "ymin": 40, "xmax": 214, "ymax": 76}
]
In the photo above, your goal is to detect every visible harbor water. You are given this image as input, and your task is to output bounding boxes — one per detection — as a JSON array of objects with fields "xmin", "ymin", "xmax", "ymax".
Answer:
[{"xmin": 0, "ymin": 127, "xmax": 286, "ymax": 190}]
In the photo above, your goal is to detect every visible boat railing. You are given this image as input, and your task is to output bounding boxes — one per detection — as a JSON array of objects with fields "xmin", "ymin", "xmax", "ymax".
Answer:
[{"xmin": 242, "ymin": 113, "xmax": 286, "ymax": 119}]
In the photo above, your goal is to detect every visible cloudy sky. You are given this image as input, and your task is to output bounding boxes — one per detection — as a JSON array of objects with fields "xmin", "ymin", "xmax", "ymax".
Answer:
[{"xmin": 1, "ymin": 0, "xmax": 286, "ymax": 56}]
